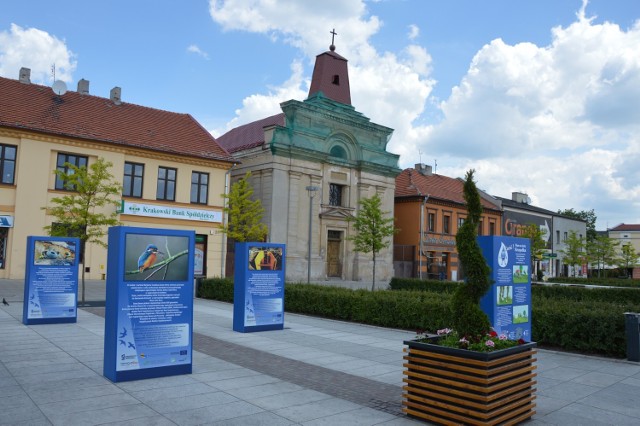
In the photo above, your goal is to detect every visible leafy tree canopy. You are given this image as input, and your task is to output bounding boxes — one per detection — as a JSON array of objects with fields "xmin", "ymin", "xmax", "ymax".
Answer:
[
  {"xmin": 221, "ymin": 171, "xmax": 268, "ymax": 243},
  {"xmin": 557, "ymin": 208, "xmax": 597, "ymax": 242},
  {"xmin": 349, "ymin": 193, "xmax": 396, "ymax": 291}
]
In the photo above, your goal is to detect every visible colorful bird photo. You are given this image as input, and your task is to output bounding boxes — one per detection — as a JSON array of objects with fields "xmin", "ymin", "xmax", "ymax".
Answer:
[{"xmin": 124, "ymin": 234, "xmax": 189, "ymax": 281}]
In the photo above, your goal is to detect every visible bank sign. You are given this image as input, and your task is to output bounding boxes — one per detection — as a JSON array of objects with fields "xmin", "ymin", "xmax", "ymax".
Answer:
[
  {"xmin": 119, "ymin": 201, "xmax": 222, "ymax": 223},
  {"xmin": 502, "ymin": 210, "xmax": 552, "ymax": 250}
]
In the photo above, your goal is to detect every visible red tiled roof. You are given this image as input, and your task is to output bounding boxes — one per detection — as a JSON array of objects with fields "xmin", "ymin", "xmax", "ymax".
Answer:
[
  {"xmin": 609, "ymin": 223, "xmax": 640, "ymax": 231},
  {"xmin": 216, "ymin": 113, "xmax": 285, "ymax": 153},
  {"xmin": 0, "ymin": 76, "xmax": 234, "ymax": 162},
  {"xmin": 395, "ymin": 168, "xmax": 500, "ymax": 211}
]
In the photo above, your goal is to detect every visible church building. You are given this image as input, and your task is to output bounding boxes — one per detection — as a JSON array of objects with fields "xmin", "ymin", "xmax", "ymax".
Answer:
[{"xmin": 217, "ymin": 40, "xmax": 401, "ymax": 284}]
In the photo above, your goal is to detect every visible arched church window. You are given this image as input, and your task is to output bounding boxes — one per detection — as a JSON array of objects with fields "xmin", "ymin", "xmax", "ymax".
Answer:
[{"xmin": 329, "ymin": 145, "xmax": 347, "ymax": 160}]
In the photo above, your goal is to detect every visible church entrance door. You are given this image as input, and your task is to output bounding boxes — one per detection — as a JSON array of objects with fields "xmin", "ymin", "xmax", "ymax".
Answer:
[{"xmin": 327, "ymin": 230, "xmax": 343, "ymax": 278}]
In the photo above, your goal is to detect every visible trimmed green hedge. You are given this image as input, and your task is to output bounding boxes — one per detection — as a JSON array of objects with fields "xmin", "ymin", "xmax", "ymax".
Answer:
[
  {"xmin": 389, "ymin": 277, "xmax": 460, "ymax": 293},
  {"xmin": 198, "ymin": 277, "xmax": 640, "ymax": 358},
  {"xmin": 547, "ymin": 277, "xmax": 640, "ymax": 288},
  {"xmin": 532, "ymin": 299, "xmax": 629, "ymax": 357}
]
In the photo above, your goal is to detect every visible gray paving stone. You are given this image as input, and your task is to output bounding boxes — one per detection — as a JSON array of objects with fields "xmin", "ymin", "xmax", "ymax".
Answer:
[
  {"xmin": 224, "ymin": 381, "xmax": 304, "ymax": 400},
  {"xmin": 44, "ymin": 403, "xmax": 159, "ymax": 426},
  {"xmin": 145, "ymin": 390, "xmax": 239, "ymax": 414},
  {"xmin": 301, "ymin": 406, "xmax": 398, "ymax": 425},
  {"xmin": 250, "ymin": 388, "xmax": 333, "ymax": 410},
  {"xmin": 163, "ymin": 400, "xmax": 264, "ymax": 425},
  {"xmin": 273, "ymin": 397, "xmax": 362, "ymax": 423},
  {"xmin": 128, "ymin": 382, "xmax": 219, "ymax": 403},
  {"xmin": 209, "ymin": 411, "xmax": 296, "ymax": 425}
]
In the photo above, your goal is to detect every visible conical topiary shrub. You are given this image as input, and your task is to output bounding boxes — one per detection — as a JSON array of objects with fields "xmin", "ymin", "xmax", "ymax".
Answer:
[{"xmin": 450, "ymin": 169, "xmax": 492, "ymax": 340}]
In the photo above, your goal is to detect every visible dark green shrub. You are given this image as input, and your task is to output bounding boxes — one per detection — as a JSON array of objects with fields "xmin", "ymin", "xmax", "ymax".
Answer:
[
  {"xmin": 547, "ymin": 277, "xmax": 640, "ymax": 288},
  {"xmin": 198, "ymin": 277, "xmax": 234, "ymax": 302},
  {"xmin": 389, "ymin": 277, "xmax": 460, "ymax": 293},
  {"xmin": 533, "ymin": 284, "xmax": 640, "ymax": 305},
  {"xmin": 451, "ymin": 170, "xmax": 492, "ymax": 339},
  {"xmin": 532, "ymin": 299, "xmax": 631, "ymax": 357},
  {"xmin": 197, "ymin": 277, "xmax": 640, "ymax": 357}
]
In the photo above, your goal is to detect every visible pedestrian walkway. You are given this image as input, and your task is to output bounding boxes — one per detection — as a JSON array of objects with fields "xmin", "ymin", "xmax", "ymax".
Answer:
[{"xmin": 2, "ymin": 279, "xmax": 640, "ymax": 425}]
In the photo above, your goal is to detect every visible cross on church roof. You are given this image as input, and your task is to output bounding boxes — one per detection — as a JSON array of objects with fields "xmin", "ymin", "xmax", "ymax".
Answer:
[{"xmin": 330, "ymin": 28, "xmax": 337, "ymax": 51}]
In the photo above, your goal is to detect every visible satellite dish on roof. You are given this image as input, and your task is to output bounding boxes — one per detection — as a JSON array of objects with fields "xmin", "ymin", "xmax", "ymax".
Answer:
[
  {"xmin": 526, "ymin": 196, "xmax": 532, "ymax": 204},
  {"xmin": 52, "ymin": 80, "xmax": 67, "ymax": 96}
]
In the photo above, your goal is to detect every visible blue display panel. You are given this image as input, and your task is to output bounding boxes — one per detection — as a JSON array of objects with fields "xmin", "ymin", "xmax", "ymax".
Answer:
[
  {"xmin": 478, "ymin": 236, "xmax": 532, "ymax": 342},
  {"xmin": 103, "ymin": 226, "xmax": 195, "ymax": 382},
  {"xmin": 23, "ymin": 236, "xmax": 80, "ymax": 325},
  {"xmin": 233, "ymin": 242, "xmax": 286, "ymax": 333}
]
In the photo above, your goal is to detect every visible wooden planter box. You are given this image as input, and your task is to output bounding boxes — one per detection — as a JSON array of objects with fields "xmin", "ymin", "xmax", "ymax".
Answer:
[{"xmin": 402, "ymin": 338, "xmax": 537, "ymax": 425}]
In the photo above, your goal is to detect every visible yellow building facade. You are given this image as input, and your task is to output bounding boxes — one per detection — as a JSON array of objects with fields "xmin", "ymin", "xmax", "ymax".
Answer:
[{"xmin": 0, "ymin": 71, "xmax": 234, "ymax": 280}]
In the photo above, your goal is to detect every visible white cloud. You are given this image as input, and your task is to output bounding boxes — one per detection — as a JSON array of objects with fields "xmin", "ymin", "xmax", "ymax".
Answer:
[
  {"xmin": 408, "ymin": 24, "xmax": 419, "ymax": 40},
  {"xmin": 187, "ymin": 44, "xmax": 210, "ymax": 60},
  {"xmin": 208, "ymin": 0, "xmax": 436, "ymax": 160},
  {"xmin": 213, "ymin": 60, "xmax": 308, "ymax": 136},
  {"xmin": 0, "ymin": 24, "xmax": 76, "ymax": 83},
  {"xmin": 420, "ymin": 12, "xmax": 640, "ymax": 228},
  {"xmin": 208, "ymin": 0, "xmax": 640, "ymax": 228}
]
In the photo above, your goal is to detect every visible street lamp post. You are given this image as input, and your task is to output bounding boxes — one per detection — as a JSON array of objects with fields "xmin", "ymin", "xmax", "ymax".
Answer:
[{"xmin": 306, "ymin": 185, "xmax": 319, "ymax": 284}]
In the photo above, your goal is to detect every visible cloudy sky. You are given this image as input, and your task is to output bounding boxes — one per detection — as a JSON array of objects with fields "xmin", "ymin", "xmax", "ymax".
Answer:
[{"xmin": 1, "ymin": 0, "xmax": 638, "ymax": 229}]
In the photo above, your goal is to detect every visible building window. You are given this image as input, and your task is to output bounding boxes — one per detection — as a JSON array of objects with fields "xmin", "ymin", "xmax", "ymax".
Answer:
[
  {"xmin": 329, "ymin": 145, "xmax": 347, "ymax": 160},
  {"xmin": 556, "ymin": 230, "xmax": 560, "ymax": 243},
  {"xmin": 123, "ymin": 162, "xmax": 144, "ymax": 198},
  {"xmin": 457, "ymin": 217, "xmax": 465, "ymax": 230},
  {"xmin": 443, "ymin": 215, "xmax": 450, "ymax": 234},
  {"xmin": 428, "ymin": 213, "xmax": 435, "ymax": 232},
  {"xmin": 157, "ymin": 167, "xmax": 177, "ymax": 201},
  {"xmin": 0, "ymin": 144, "xmax": 16, "ymax": 185},
  {"xmin": 191, "ymin": 171, "xmax": 209, "ymax": 204},
  {"xmin": 478, "ymin": 219, "xmax": 484, "ymax": 236},
  {"xmin": 329, "ymin": 183, "xmax": 344, "ymax": 206},
  {"xmin": 55, "ymin": 153, "xmax": 88, "ymax": 190},
  {"xmin": 489, "ymin": 221, "xmax": 496, "ymax": 235},
  {"xmin": 563, "ymin": 232, "xmax": 568, "ymax": 242},
  {"xmin": 332, "ymin": 75, "xmax": 340, "ymax": 85}
]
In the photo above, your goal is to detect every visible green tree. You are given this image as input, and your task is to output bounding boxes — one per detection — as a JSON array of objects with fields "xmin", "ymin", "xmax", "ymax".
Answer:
[
  {"xmin": 43, "ymin": 158, "xmax": 121, "ymax": 303},
  {"xmin": 221, "ymin": 171, "xmax": 268, "ymax": 242},
  {"xmin": 558, "ymin": 230, "xmax": 586, "ymax": 277},
  {"xmin": 451, "ymin": 170, "xmax": 492, "ymax": 340},
  {"xmin": 587, "ymin": 234, "xmax": 620, "ymax": 277},
  {"xmin": 348, "ymin": 193, "xmax": 396, "ymax": 291},
  {"xmin": 520, "ymin": 223, "xmax": 547, "ymax": 278},
  {"xmin": 619, "ymin": 244, "xmax": 639, "ymax": 276},
  {"xmin": 557, "ymin": 208, "xmax": 597, "ymax": 242}
]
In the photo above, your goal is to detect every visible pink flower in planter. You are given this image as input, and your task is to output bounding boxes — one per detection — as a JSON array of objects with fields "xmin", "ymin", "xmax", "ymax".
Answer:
[
  {"xmin": 437, "ymin": 328, "xmax": 452, "ymax": 336},
  {"xmin": 499, "ymin": 334, "xmax": 508, "ymax": 341},
  {"xmin": 485, "ymin": 339, "xmax": 495, "ymax": 348}
]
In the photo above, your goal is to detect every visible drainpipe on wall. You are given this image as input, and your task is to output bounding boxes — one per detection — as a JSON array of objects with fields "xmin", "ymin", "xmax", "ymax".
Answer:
[
  {"xmin": 221, "ymin": 163, "xmax": 236, "ymax": 277},
  {"xmin": 419, "ymin": 195, "xmax": 429, "ymax": 279}
]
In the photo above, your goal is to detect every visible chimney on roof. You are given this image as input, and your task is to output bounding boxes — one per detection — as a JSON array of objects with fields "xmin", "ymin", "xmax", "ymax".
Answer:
[
  {"xmin": 415, "ymin": 163, "xmax": 432, "ymax": 176},
  {"xmin": 110, "ymin": 86, "xmax": 122, "ymax": 105},
  {"xmin": 19, "ymin": 67, "xmax": 31, "ymax": 84},
  {"xmin": 77, "ymin": 79, "xmax": 90, "ymax": 95}
]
